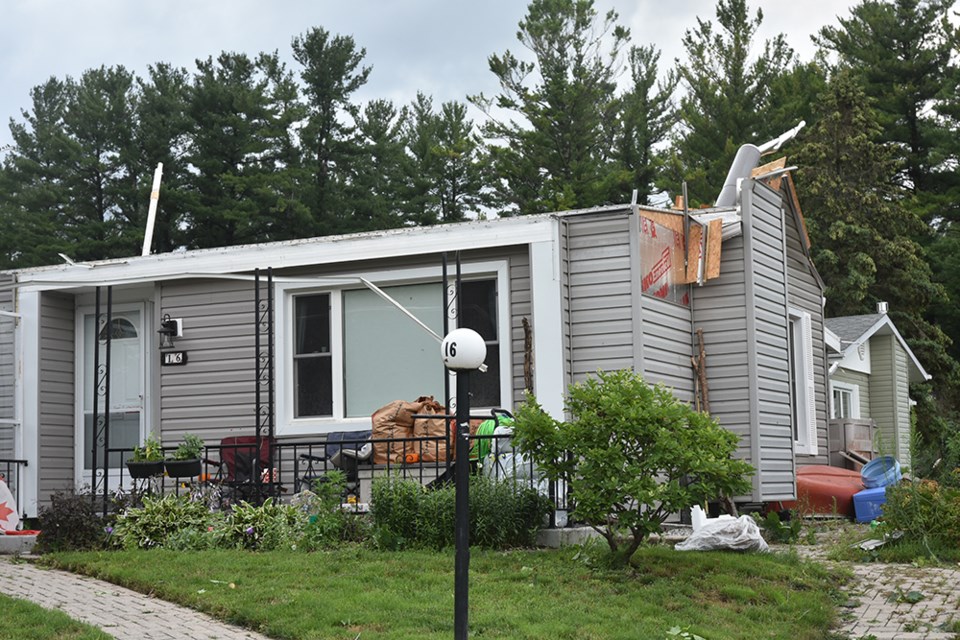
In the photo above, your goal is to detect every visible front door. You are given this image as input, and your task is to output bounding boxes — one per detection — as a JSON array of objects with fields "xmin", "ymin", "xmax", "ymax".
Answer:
[{"xmin": 77, "ymin": 306, "xmax": 146, "ymax": 489}]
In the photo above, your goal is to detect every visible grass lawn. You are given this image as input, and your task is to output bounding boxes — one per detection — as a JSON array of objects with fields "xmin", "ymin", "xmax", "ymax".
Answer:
[
  {"xmin": 0, "ymin": 593, "xmax": 113, "ymax": 639},
  {"xmin": 40, "ymin": 545, "xmax": 846, "ymax": 640}
]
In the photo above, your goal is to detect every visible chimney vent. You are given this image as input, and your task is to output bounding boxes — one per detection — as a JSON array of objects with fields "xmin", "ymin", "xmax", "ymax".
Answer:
[{"xmin": 877, "ymin": 301, "xmax": 889, "ymax": 314}]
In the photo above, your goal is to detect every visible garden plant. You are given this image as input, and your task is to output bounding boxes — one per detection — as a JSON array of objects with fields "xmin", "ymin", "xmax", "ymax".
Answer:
[{"xmin": 512, "ymin": 369, "xmax": 754, "ymax": 567}]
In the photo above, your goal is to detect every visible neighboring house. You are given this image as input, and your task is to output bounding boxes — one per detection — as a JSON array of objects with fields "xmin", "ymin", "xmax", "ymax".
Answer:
[
  {"xmin": 825, "ymin": 308, "xmax": 931, "ymax": 468},
  {"xmin": 0, "ymin": 154, "xmax": 831, "ymax": 517}
]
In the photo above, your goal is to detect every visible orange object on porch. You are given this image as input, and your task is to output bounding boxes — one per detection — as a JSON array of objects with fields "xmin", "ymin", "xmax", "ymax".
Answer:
[
  {"xmin": 405, "ymin": 453, "xmax": 420, "ymax": 464},
  {"xmin": 775, "ymin": 465, "xmax": 864, "ymax": 517}
]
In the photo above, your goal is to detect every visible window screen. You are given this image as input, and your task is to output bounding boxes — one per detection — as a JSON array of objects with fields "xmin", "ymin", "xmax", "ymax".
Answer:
[
  {"xmin": 343, "ymin": 283, "xmax": 445, "ymax": 417},
  {"xmin": 294, "ymin": 293, "xmax": 332, "ymax": 417}
]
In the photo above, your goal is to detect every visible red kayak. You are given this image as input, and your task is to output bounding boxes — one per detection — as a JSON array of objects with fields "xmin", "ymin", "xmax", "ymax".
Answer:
[{"xmin": 773, "ymin": 465, "xmax": 864, "ymax": 517}]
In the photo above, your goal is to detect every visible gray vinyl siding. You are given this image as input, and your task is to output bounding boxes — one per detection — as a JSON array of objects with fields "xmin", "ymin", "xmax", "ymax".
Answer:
[
  {"xmin": 0, "ymin": 281, "xmax": 15, "ymax": 458},
  {"xmin": 564, "ymin": 214, "xmax": 637, "ymax": 384},
  {"xmin": 508, "ymin": 250, "xmax": 531, "ymax": 402},
  {"xmin": 641, "ymin": 297, "xmax": 693, "ymax": 403},
  {"xmin": 831, "ymin": 369, "xmax": 871, "ymax": 418},
  {"xmin": 157, "ymin": 247, "xmax": 530, "ymax": 444},
  {"xmin": 694, "ymin": 236, "xmax": 753, "ymax": 471},
  {"xmin": 784, "ymin": 194, "xmax": 828, "ymax": 466},
  {"xmin": 893, "ymin": 342, "xmax": 911, "ymax": 464},
  {"xmin": 158, "ymin": 278, "xmax": 261, "ymax": 444},
  {"xmin": 868, "ymin": 335, "xmax": 910, "ymax": 464},
  {"xmin": 38, "ymin": 291, "xmax": 76, "ymax": 506},
  {"xmin": 745, "ymin": 182, "xmax": 794, "ymax": 501},
  {"xmin": 696, "ymin": 181, "xmax": 796, "ymax": 502}
]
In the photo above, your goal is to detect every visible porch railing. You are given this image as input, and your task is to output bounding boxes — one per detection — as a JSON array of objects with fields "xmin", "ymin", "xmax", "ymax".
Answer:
[
  {"xmin": 0, "ymin": 458, "xmax": 28, "ymax": 520},
  {"xmin": 100, "ymin": 432, "xmax": 571, "ymax": 527}
]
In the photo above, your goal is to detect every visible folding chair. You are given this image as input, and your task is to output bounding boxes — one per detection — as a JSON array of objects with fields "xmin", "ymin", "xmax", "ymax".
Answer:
[
  {"xmin": 296, "ymin": 431, "xmax": 371, "ymax": 501},
  {"xmin": 206, "ymin": 435, "xmax": 280, "ymax": 506}
]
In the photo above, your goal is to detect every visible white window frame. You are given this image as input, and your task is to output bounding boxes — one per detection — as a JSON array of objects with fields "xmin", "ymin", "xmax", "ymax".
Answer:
[
  {"xmin": 276, "ymin": 261, "xmax": 511, "ymax": 436},
  {"xmin": 789, "ymin": 308, "xmax": 818, "ymax": 456},
  {"xmin": 830, "ymin": 381, "xmax": 861, "ymax": 420}
]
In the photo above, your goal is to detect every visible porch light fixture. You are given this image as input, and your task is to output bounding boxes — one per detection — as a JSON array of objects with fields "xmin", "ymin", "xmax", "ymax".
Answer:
[{"xmin": 158, "ymin": 314, "xmax": 182, "ymax": 350}]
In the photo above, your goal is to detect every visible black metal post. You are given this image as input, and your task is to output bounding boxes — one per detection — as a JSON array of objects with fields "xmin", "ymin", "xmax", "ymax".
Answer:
[
  {"xmin": 102, "ymin": 286, "xmax": 112, "ymax": 516},
  {"xmin": 454, "ymin": 368, "xmax": 470, "ymax": 640},
  {"xmin": 91, "ymin": 287, "xmax": 101, "ymax": 507}
]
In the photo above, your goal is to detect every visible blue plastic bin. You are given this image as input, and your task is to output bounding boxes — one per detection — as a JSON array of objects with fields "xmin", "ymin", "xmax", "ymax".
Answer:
[
  {"xmin": 853, "ymin": 486, "xmax": 887, "ymax": 523},
  {"xmin": 861, "ymin": 455, "xmax": 901, "ymax": 489}
]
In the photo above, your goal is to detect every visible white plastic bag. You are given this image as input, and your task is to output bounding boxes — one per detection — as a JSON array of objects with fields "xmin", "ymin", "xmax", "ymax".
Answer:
[{"xmin": 674, "ymin": 515, "xmax": 768, "ymax": 552}]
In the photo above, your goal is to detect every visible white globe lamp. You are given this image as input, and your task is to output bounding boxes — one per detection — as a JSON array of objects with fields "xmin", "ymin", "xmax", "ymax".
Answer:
[{"xmin": 441, "ymin": 328, "xmax": 486, "ymax": 371}]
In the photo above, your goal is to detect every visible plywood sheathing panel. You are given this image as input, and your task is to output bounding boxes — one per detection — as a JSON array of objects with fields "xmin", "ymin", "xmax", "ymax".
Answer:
[
  {"xmin": 705, "ymin": 218, "xmax": 723, "ymax": 279},
  {"xmin": 638, "ymin": 209, "xmax": 685, "ymax": 235},
  {"xmin": 683, "ymin": 223, "xmax": 703, "ymax": 283},
  {"xmin": 751, "ymin": 156, "xmax": 787, "ymax": 191}
]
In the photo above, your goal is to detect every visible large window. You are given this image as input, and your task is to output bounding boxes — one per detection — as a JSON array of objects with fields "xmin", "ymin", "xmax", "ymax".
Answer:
[{"xmin": 284, "ymin": 269, "xmax": 505, "ymax": 432}]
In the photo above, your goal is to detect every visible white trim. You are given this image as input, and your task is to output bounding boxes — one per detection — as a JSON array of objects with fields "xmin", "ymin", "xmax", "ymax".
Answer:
[
  {"xmin": 530, "ymin": 236, "xmax": 566, "ymax": 419},
  {"xmin": 829, "ymin": 381, "xmax": 861, "ymax": 420},
  {"xmin": 19, "ymin": 291, "xmax": 39, "ymax": 517},
  {"xmin": 789, "ymin": 308, "xmax": 818, "ymax": 456},
  {"xmin": 831, "ymin": 314, "xmax": 930, "ymax": 383},
  {"xmin": 12, "ymin": 216, "xmax": 557, "ymax": 293},
  {"xmin": 276, "ymin": 260, "xmax": 512, "ymax": 436},
  {"xmin": 74, "ymin": 303, "xmax": 147, "ymax": 489}
]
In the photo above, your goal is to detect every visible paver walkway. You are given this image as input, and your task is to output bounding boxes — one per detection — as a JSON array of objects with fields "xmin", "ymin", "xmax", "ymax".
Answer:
[
  {"xmin": 0, "ymin": 557, "xmax": 272, "ymax": 640},
  {"xmin": 792, "ymin": 544, "xmax": 960, "ymax": 639}
]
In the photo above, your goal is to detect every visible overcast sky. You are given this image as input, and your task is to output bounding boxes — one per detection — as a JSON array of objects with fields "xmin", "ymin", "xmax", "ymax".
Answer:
[{"xmin": 0, "ymin": 1, "xmax": 859, "ymax": 151}]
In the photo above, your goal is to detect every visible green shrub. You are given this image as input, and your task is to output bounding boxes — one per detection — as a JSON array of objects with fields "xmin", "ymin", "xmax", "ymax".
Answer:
[
  {"xmin": 469, "ymin": 475, "xmax": 552, "ymax": 549},
  {"xmin": 291, "ymin": 471, "xmax": 370, "ymax": 549},
  {"xmin": 112, "ymin": 494, "xmax": 218, "ymax": 550},
  {"xmin": 225, "ymin": 499, "xmax": 307, "ymax": 551},
  {"xmin": 370, "ymin": 477, "xmax": 423, "ymax": 549},
  {"xmin": 35, "ymin": 490, "xmax": 106, "ymax": 553},
  {"xmin": 370, "ymin": 475, "xmax": 551, "ymax": 550},
  {"xmin": 753, "ymin": 510, "xmax": 803, "ymax": 544},
  {"xmin": 415, "ymin": 483, "xmax": 456, "ymax": 550},
  {"xmin": 512, "ymin": 370, "xmax": 754, "ymax": 567},
  {"xmin": 881, "ymin": 479, "xmax": 960, "ymax": 555}
]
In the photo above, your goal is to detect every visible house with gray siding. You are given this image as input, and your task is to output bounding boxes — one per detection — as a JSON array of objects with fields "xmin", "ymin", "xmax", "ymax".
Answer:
[
  {"xmin": 0, "ymin": 164, "xmax": 831, "ymax": 517},
  {"xmin": 825, "ymin": 309, "xmax": 930, "ymax": 468}
]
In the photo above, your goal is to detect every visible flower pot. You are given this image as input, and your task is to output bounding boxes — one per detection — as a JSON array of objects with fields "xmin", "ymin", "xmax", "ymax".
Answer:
[
  {"xmin": 164, "ymin": 458, "xmax": 202, "ymax": 478},
  {"xmin": 126, "ymin": 460, "xmax": 164, "ymax": 479}
]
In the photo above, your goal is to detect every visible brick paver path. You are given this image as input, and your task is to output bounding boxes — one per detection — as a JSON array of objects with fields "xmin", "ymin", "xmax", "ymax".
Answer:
[
  {"xmin": 837, "ymin": 562, "xmax": 960, "ymax": 639},
  {"xmin": 0, "ymin": 557, "xmax": 272, "ymax": 640},
  {"xmin": 791, "ymin": 544, "xmax": 960, "ymax": 639}
]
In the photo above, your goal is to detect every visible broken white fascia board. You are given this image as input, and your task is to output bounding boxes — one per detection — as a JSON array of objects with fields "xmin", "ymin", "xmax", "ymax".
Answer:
[{"xmin": 11, "ymin": 215, "xmax": 558, "ymax": 292}]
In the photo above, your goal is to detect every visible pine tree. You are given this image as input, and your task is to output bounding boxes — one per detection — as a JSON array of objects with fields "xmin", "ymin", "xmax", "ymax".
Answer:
[
  {"xmin": 292, "ymin": 27, "xmax": 370, "ymax": 235},
  {"xmin": 668, "ymin": 0, "xmax": 795, "ymax": 205},
  {"xmin": 794, "ymin": 70, "xmax": 960, "ymax": 475},
  {"xmin": 471, "ymin": 0, "xmax": 629, "ymax": 214},
  {"xmin": 816, "ymin": 0, "xmax": 960, "ymax": 225},
  {"xmin": 403, "ymin": 94, "xmax": 484, "ymax": 225},
  {"xmin": 610, "ymin": 45, "xmax": 676, "ymax": 205}
]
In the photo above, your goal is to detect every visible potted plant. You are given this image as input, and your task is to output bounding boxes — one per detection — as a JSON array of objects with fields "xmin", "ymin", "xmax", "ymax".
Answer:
[
  {"xmin": 164, "ymin": 433, "xmax": 204, "ymax": 478},
  {"xmin": 126, "ymin": 433, "xmax": 164, "ymax": 478}
]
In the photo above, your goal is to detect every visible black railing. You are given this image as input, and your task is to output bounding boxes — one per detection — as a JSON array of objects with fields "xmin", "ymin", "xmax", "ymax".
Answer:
[
  {"xmin": 0, "ymin": 458, "xmax": 28, "ymax": 519},
  {"xmin": 102, "ymin": 431, "xmax": 571, "ymax": 524}
]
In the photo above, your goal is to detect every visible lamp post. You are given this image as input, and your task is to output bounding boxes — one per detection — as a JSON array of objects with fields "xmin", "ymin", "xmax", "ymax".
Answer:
[{"xmin": 440, "ymin": 328, "xmax": 486, "ymax": 640}]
